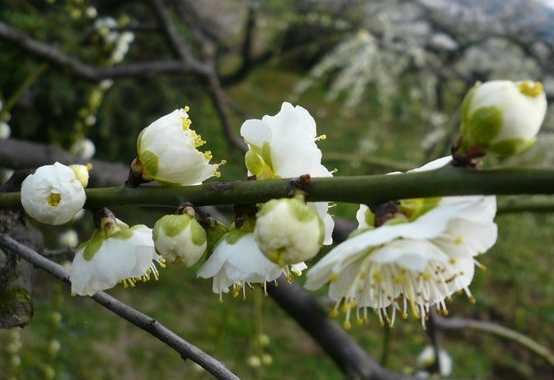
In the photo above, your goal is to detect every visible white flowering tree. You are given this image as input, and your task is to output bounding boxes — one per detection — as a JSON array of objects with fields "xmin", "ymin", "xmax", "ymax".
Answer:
[{"xmin": 1, "ymin": 1, "xmax": 554, "ymax": 380}]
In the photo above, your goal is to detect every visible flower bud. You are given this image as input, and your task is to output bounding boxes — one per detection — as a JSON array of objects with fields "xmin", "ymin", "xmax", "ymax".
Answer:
[
  {"xmin": 153, "ymin": 213, "xmax": 207, "ymax": 266},
  {"xmin": 136, "ymin": 108, "xmax": 222, "ymax": 185},
  {"xmin": 70, "ymin": 164, "xmax": 90, "ymax": 187},
  {"xmin": 460, "ymin": 80, "xmax": 547, "ymax": 156},
  {"xmin": 21, "ymin": 162, "xmax": 87, "ymax": 225},
  {"xmin": 261, "ymin": 354, "xmax": 273, "ymax": 366},
  {"xmin": 71, "ymin": 138, "xmax": 96, "ymax": 160},
  {"xmin": 48, "ymin": 340, "xmax": 61, "ymax": 356},
  {"xmin": 247, "ymin": 355, "xmax": 261, "ymax": 368},
  {"xmin": 59, "ymin": 229, "xmax": 79, "ymax": 249},
  {"xmin": 254, "ymin": 197, "xmax": 324, "ymax": 265}
]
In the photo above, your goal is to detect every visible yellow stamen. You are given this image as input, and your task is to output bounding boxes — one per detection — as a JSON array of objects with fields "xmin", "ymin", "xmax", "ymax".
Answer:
[
  {"xmin": 47, "ymin": 192, "xmax": 61, "ymax": 207},
  {"xmin": 518, "ymin": 81, "xmax": 543, "ymax": 98}
]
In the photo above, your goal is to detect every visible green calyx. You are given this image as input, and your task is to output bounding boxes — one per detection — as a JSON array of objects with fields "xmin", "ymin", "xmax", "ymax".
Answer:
[
  {"xmin": 399, "ymin": 197, "xmax": 441, "ymax": 222},
  {"xmin": 223, "ymin": 218, "xmax": 256, "ymax": 245},
  {"xmin": 81, "ymin": 222, "xmax": 140, "ymax": 261},
  {"xmin": 461, "ymin": 106, "xmax": 503, "ymax": 150},
  {"xmin": 81, "ymin": 230, "xmax": 105, "ymax": 261},
  {"xmin": 288, "ymin": 198, "xmax": 318, "ymax": 223},
  {"xmin": 206, "ymin": 220, "xmax": 229, "ymax": 253},
  {"xmin": 224, "ymin": 228, "xmax": 249, "ymax": 245},
  {"xmin": 364, "ymin": 208, "xmax": 376, "ymax": 228},
  {"xmin": 258, "ymin": 197, "xmax": 318, "ymax": 223},
  {"xmin": 190, "ymin": 219, "xmax": 207, "ymax": 246},
  {"xmin": 155, "ymin": 214, "xmax": 192, "ymax": 237},
  {"xmin": 489, "ymin": 138, "xmax": 535, "ymax": 157},
  {"xmin": 154, "ymin": 214, "xmax": 207, "ymax": 247},
  {"xmin": 245, "ymin": 143, "xmax": 275, "ymax": 179},
  {"xmin": 138, "ymin": 150, "xmax": 159, "ymax": 179}
]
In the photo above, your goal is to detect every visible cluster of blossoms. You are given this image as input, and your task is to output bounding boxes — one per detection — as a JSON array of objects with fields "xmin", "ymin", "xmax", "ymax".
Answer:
[
  {"xmin": 306, "ymin": 156, "xmax": 497, "ymax": 327},
  {"xmin": 94, "ymin": 17, "xmax": 135, "ymax": 64},
  {"xmin": 70, "ymin": 80, "xmax": 114, "ymax": 161},
  {"xmin": 18, "ymin": 80, "xmax": 547, "ymax": 330}
]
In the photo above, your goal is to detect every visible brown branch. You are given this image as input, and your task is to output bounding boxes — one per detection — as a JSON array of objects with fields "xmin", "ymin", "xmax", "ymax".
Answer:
[
  {"xmin": 205, "ymin": 74, "xmax": 248, "ymax": 152},
  {"xmin": 220, "ymin": 3, "xmax": 275, "ymax": 87},
  {"xmin": 148, "ymin": 0, "xmax": 211, "ymax": 75},
  {"xmin": 0, "ymin": 21, "xmax": 191, "ymax": 81},
  {"xmin": 148, "ymin": 0, "xmax": 246, "ymax": 153},
  {"xmin": 268, "ymin": 279, "xmax": 412, "ymax": 380},
  {"xmin": 0, "ymin": 138, "xmax": 128, "ymax": 187},
  {"xmin": 0, "ymin": 235, "xmax": 240, "ymax": 380}
]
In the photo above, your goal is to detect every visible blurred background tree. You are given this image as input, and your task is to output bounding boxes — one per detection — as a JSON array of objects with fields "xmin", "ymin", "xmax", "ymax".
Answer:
[{"xmin": 1, "ymin": 0, "xmax": 553, "ymax": 379}]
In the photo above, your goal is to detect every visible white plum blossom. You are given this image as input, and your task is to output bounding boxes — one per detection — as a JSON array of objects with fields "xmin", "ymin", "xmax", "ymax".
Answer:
[
  {"xmin": 416, "ymin": 346, "xmax": 453, "ymax": 377},
  {"xmin": 94, "ymin": 17, "xmax": 119, "ymax": 45},
  {"xmin": 70, "ymin": 219, "xmax": 163, "ymax": 296},
  {"xmin": 58, "ymin": 230, "xmax": 79, "ymax": 249},
  {"xmin": 240, "ymin": 102, "xmax": 334, "ymax": 245},
  {"xmin": 306, "ymin": 156, "xmax": 497, "ymax": 327},
  {"xmin": 0, "ymin": 122, "xmax": 10, "ymax": 139},
  {"xmin": 21, "ymin": 162, "xmax": 88, "ymax": 225},
  {"xmin": 70, "ymin": 138, "xmax": 96, "ymax": 160},
  {"xmin": 460, "ymin": 80, "xmax": 547, "ymax": 156},
  {"xmin": 137, "ymin": 108, "xmax": 221, "ymax": 186},
  {"xmin": 197, "ymin": 232, "xmax": 306, "ymax": 297},
  {"xmin": 153, "ymin": 213, "xmax": 207, "ymax": 266},
  {"xmin": 254, "ymin": 197, "xmax": 324, "ymax": 265},
  {"xmin": 111, "ymin": 31, "xmax": 134, "ymax": 63},
  {"xmin": 85, "ymin": 115, "xmax": 96, "ymax": 127},
  {"xmin": 99, "ymin": 79, "xmax": 113, "ymax": 90},
  {"xmin": 85, "ymin": 6, "xmax": 97, "ymax": 19}
]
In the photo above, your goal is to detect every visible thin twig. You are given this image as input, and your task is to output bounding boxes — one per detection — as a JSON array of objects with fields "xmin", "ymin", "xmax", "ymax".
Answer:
[
  {"xmin": 0, "ymin": 21, "xmax": 191, "ymax": 82},
  {"xmin": 267, "ymin": 278, "xmax": 412, "ymax": 380},
  {"xmin": 205, "ymin": 74, "xmax": 248, "ymax": 152},
  {"xmin": 1, "ymin": 63, "xmax": 48, "ymax": 118},
  {"xmin": 148, "ymin": 0, "xmax": 246, "ymax": 153},
  {"xmin": 148, "ymin": 0, "xmax": 210, "ymax": 75},
  {"xmin": 0, "ymin": 234, "xmax": 240, "ymax": 380},
  {"xmin": 434, "ymin": 315, "xmax": 554, "ymax": 367}
]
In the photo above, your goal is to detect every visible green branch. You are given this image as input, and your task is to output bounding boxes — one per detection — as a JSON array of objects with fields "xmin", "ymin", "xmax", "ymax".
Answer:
[{"xmin": 2, "ymin": 166, "xmax": 554, "ymax": 209}]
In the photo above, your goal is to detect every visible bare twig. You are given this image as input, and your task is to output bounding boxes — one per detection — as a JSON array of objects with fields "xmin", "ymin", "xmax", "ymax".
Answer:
[
  {"xmin": 148, "ymin": 0, "xmax": 210, "ymax": 75},
  {"xmin": 434, "ymin": 315, "xmax": 554, "ymax": 367},
  {"xmin": 0, "ymin": 234, "xmax": 240, "ymax": 380},
  {"xmin": 205, "ymin": 74, "xmax": 248, "ymax": 152},
  {"xmin": 0, "ymin": 21, "xmax": 190, "ymax": 81},
  {"xmin": 0, "ymin": 138, "xmax": 128, "ymax": 187},
  {"xmin": 148, "ymin": 0, "xmax": 246, "ymax": 152}
]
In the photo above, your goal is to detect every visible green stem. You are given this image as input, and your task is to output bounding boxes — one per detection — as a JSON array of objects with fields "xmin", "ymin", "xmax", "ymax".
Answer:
[{"xmin": 2, "ymin": 166, "xmax": 554, "ymax": 209}]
